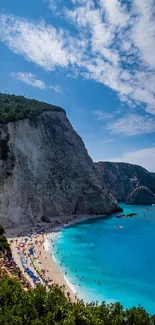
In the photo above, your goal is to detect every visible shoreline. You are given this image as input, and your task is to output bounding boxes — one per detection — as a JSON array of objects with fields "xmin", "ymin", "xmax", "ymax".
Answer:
[
  {"xmin": 6, "ymin": 213, "xmax": 107, "ymax": 300},
  {"xmin": 44, "ymin": 233, "xmax": 78, "ymax": 298}
]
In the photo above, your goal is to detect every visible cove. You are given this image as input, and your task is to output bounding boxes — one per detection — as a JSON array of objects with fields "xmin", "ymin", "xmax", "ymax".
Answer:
[{"xmin": 52, "ymin": 203, "xmax": 155, "ymax": 314}]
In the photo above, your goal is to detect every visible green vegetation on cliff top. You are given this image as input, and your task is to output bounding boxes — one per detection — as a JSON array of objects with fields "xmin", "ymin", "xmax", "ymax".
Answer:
[{"xmin": 0, "ymin": 93, "xmax": 65, "ymax": 124}]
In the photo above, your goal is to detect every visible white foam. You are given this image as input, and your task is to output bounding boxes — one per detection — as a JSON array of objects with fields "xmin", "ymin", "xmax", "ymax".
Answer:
[
  {"xmin": 45, "ymin": 232, "xmax": 78, "ymax": 296},
  {"xmin": 64, "ymin": 275, "xmax": 77, "ymax": 295},
  {"xmin": 52, "ymin": 254, "xmax": 57, "ymax": 263},
  {"xmin": 44, "ymin": 235, "xmax": 52, "ymax": 251}
]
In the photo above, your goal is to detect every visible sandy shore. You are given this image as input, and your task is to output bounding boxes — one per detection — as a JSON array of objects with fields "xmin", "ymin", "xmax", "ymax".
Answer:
[{"xmin": 6, "ymin": 213, "xmax": 105, "ymax": 300}]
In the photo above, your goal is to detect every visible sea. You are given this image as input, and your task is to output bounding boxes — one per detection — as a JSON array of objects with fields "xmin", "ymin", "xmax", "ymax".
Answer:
[{"xmin": 52, "ymin": 203, "xmax": 155, "ymax": 314}]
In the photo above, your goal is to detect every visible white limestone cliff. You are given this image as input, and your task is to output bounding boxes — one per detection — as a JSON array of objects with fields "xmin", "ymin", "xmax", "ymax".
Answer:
[{"xmin": 0, "ymin": 110, "xmax": 121, "ymax": 227}]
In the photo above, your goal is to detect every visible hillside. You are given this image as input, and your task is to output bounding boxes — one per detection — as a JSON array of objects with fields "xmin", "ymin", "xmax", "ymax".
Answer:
[
  {"xmin": 95, "ymin": 161, "xmax": 155, "ymax": 201},
  {"xmin": 0, "ymin": 94, "xmax": 121, "ymax": 227}
]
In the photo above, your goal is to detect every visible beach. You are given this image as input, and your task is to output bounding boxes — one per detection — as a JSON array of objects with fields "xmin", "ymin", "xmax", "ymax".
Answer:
[{"xmin": 6, "ymin": 213, "xmax": 105, "ymax": 300}]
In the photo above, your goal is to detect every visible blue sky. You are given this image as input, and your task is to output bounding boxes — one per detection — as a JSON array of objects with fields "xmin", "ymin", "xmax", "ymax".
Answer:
[{"xmin": 0, "ymin": 0, "xmax": 155, "ymax": 171}]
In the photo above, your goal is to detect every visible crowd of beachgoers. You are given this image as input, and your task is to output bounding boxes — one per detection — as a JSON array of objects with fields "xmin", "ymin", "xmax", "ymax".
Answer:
[
  {"xmin": 5, "ymin": 214, "xmax": 109, "ymax": 297},
  {"xmin": 9, "ymin": 233, "xmax": 55, "ymax": 288},
  {"xmin": 5, "ymin": 216, "xmax": 88, "ymax": 298}
]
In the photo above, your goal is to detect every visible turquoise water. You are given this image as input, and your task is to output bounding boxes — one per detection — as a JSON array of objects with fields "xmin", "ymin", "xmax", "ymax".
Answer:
[{"xmin": 52, "ymin": 204, "xmax": 155, "ymax": 314}]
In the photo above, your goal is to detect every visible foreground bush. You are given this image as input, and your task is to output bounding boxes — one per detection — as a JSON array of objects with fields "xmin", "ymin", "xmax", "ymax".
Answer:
[
  {"xmin": 0, "ymin": 225, "xmax": 11, "ymax": 256},
  {"xmin": 0, "ymin": 276, "xmax": 155, "ymax": 325}
]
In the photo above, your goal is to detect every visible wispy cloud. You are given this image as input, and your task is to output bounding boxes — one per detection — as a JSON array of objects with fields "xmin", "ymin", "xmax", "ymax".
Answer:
[
  {"xmin": 0, "ymin": 0, "xmax": 155, "ymax": 116},
  {"xmin": 146, "ymin": 105, "xmax": 155, "ymax": 116},
  {"xmin": 92, "ymin": 110, "xmax": 113, "ymax": 120},
  {"xmin": 0, "ymin": 15, "xmax": 73, "ymax": 70},
  {"xmin": 50, "ymin": 84, "xmax": 62, "ymax": 93},
  {"xmin": 107, "ymin": 147, "xmax": 155, "ymax": 172},
  {"xmin": 107, "ymin": 114, "xmax": 155, "ymax": 136},
  {"xmin": 47, "ymin": 0, "xmax": 64, "ymax": 13},
  {"xmin": 11, "ymin": 72, "xmax": 46, "ymax": 89},
  {"xmin": 132, "ymin": 0, "xmax": 155, "ymax": 69},
  {"xmin": 11, "ymin": 72, "xmax": 62, "ymax": 93}
]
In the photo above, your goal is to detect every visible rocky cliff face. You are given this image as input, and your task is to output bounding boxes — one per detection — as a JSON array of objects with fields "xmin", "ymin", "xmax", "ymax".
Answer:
[
  {"xmin": 95, "ymin": 162, "xmax": 155, "ymax": 201},
  {"xmin": 0, "ymin": 105, "xmax": 120, "ymax": 227},
  {"xmin": 127, "ymin": 186, "xmax": 155, "ymax": 205}
]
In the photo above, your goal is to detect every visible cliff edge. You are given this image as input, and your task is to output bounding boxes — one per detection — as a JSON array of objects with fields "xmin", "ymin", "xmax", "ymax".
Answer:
[{"xmin": 0, "ymin": 94, "xmax": 120, "ymax": 227}]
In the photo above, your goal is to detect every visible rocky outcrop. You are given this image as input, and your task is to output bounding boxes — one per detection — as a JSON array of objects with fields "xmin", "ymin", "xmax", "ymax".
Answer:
[
  {"xmin": 127, "ymin": 186, "xmax": 155, "ymax": 205},
  {"xmin": 0, "ymin": 96, "xmax": 121, "ymax": 227},
  {"xmin": 95, "ymin": 161, "xmax": 155, "ymax": 201}
]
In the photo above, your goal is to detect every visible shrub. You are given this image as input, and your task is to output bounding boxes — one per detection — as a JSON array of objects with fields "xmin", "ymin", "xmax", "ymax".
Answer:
[{"xmin": 0, "ymin": 225, "xmax": 4, "ymax": 235}]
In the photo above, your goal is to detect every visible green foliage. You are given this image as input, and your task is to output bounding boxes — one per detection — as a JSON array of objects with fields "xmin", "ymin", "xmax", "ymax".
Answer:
[
  {"xmin": 0, "ymin": 225, "xmax": 4, "ymax": 235},
  {"xmin": 0, "ymin": 234, "xmax": 11, "ymax": 256},
  {"xmin": 0, "ymin": 93, "xmax": 65, "ymax": 124},
  {"xmin": 0, "ymin": 277, "xmax": 154, "ymax": 325}
]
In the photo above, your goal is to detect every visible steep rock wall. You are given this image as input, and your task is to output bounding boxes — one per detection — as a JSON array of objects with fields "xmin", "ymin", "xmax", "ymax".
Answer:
[
  {"xmin": 95, "ymin": 161, "xmax": 155, "ymax": 201},
  {"xmin": 0, "ymin": 111, "xmax": 120, "ymax": 227}
]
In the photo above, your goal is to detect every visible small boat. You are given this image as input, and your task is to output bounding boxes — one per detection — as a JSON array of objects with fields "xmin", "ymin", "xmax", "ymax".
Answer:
[{"xmin": 115, "ymin": 225, "xmax": 123, "ymax": 229}]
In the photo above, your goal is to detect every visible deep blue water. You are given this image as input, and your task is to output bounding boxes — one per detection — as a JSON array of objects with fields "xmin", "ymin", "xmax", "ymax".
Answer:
[{"xmin": 52, "ymin": 204, "xmax": 155, "ymax": 314}]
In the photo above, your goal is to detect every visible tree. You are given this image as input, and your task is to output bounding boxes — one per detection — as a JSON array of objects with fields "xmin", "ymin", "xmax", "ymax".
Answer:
[
  {"xmin": 0, "ymin": 224, "xmax": 4, "ymax": 235},
  {"xmin": 0, "ymin": 276, "xmax": 155, "ymax": 325}
]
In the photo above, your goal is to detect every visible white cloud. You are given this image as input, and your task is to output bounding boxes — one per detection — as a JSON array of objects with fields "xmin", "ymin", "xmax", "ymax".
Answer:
[
  {"xmin": 92, "ymin": 110, "xmax": 113, "ymax": 120},
  {"xmin": 121, "ymin": 41, "xmax": 131, "ymax": 52},
  {"xmin": 132, "ymin": 88, "xmax": 155, "ymax": 106},
  {"xmin": 146, "ymin": 105, "xmax": 155, "ymax": 116},
  {"xmin": 107, "ymin": 147, "xmax": 155, "ymax": 172},
  {"xmin": 107, "ymin": 114, "xmax": 155, "ymax": 136},
  {"xmin": 100, "ymin": 0, "xmax": 129, "ymax": 27},
  {"xmin": 50, "ymin": 84, "xmax": 62, "ymax": 93},
  {"xmin": 132, "ymin": 0, "xmax": 155, "ymax": 68},
  {"xmin": 11, "ymin": 72, "xmax": 62, "ymax": 93},
  {"xmin": 0, "ymin": 0, "xmax": 155, "ymax": 118},
  {"xmin": 11, "ymin": 72, "xmax": 46, "ymax": 89},
  {"xmin": 48, "ymin": 0, "xmax": 65, "ymax": 12},
  {"xmin": 0, "ymin": 15, "xmax": 73, "ymax": 70}
]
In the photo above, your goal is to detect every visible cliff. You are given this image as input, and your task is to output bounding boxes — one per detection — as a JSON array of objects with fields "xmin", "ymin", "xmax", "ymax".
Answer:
[
  {"xmin": 95, "ymin": 161, "xmax": 155, "ymax": 201},
  {"xmin": 0, "ymin": 94, "xmax": 120, "ymax": 227},
  {"xmin": 127, "ymin": 186, "xmax": 155, "ymax": 205}
]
